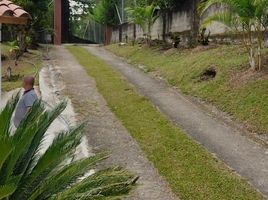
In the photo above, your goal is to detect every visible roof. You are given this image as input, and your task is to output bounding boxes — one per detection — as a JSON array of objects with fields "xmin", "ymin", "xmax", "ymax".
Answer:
[{"xmin": 0, "ymin": 0, "xmax": 31, "ymax": 25}]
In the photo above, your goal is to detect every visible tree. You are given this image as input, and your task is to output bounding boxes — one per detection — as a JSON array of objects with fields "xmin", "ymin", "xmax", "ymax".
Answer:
[
  {"xmin": 199, "ymin": 0, "xmax": 268, "ymax": 71},
  {"xmin": 3, "ymin": 0, "xmax": 53, "ymax": 53},
  {"xmin": 126, "ymin": 4, "xmax": 160, "ymax": 43},
  {"xmin": 0, "ymin": 94, "xmax": 137, "ymax": 200},
  {"xmin": 69, "ymin": 0, "xmax": 95, "ymax": 37},
  {"xmin": 13, "ymin": 0, "xmax": 53, "ymax": 38},
  {"xmin": 92, "ymin": 0, "xmax": 120, "ymax": 26}
]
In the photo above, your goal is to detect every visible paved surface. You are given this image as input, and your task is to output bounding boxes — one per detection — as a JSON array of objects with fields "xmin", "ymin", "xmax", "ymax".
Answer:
[
  {"xmin": 39, "ymin": 63, "xmax": 89, "ymax": 159},
  {"xmin": 86, "ymin": 46, "xmax": 268, "ymax": 197},
  {"xmin": 0, "ymin": 90, "xmax": 19, "ymax": 109},
  {"xmin": 47, "ymin": 46, "xmax": 178, "ymax": 200}
]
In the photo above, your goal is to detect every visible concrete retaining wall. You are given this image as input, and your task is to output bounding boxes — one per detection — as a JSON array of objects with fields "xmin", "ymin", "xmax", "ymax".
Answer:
[{"xmin": 110, "ymin": 1, "xmax": 228, "ymax": 44}]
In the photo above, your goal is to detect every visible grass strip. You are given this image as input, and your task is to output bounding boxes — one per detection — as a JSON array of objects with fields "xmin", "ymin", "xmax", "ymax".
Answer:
[
  {"xmin": 2, "ymin": 44, "xmax": 42, "ymax": 91},
  {"xmin": 106, "ymin": 44, "xmax": 268, "ymax": 134},
  {"xmin": 67, "ymin": 46, "xmax": 263, "ymax": 200}
]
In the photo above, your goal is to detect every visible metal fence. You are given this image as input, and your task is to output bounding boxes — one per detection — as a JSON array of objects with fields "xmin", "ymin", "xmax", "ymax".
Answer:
[
  {"xmin": 83, "ymin": 19, "xmax": 105, "ymax": 44},
  {"xmin": 71, "ymin": 0, "xmax": 135, "ymax": 44},
  {"xmin": 73, "ymin": 18, "xmax": 105, "ymax": 44},
  {"xmin": 116, "ymin": 0, "xmax": 135, "ymax": 24}
]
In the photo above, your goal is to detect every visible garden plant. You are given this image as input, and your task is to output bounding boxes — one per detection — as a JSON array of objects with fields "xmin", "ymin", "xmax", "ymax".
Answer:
[{"xmin": 0, "ymin": 94, "xmax": 137, "ymax": 200}]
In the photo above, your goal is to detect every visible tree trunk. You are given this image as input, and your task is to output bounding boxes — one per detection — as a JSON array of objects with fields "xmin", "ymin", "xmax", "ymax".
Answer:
[
  {"xmin": 191, "ymin": 0, "xmax": 200, "ymax": 39},
  {"xmin": 249, "ymin": 47, "xmax": 256, "ymax": 71},
  {"xmin": 162, "ymin": 11, "xmax": 167, "ymax": 41},
  {"xmin": 148, "ymin": 24, "xmax": 151, "ymax": 45},
  {"xmin": 133, "ymin": 24, "xmax": 136, "ymax": 45},
  {"xmin": 119, "ymin": 25, "xmax": 122, "ymax": 42},
  {"xmin": 256, "ymin": 27, "xmax": 263, "ymax": 71},
  {"xmin": 257, "ymin": 46, "xmax": 262, "ymax": 71}
]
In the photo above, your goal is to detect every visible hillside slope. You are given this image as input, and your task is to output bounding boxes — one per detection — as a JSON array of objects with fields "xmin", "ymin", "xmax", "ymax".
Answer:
[{"xmin": 106, "ymin": 44, "xmax": 268, "ymax": 135}]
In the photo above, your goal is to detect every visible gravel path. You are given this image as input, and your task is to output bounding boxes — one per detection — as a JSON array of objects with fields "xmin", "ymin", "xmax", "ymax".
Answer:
[
  {"xmin": 47, "ymin": 45, "xmax": 178, "ymax": 200},
  {"xmin": 85, "ymin": 46, "xmax": 268, "ymax": 197}
]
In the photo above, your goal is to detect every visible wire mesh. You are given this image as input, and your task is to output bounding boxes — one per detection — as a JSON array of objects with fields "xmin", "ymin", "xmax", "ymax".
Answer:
[
  {"xmin": 73, "ymin": 18, "xmax": 105, "ymax": 44},
  {"xmin": 116, "ymin": 0, "xmax": 134, "ymax": 24}
]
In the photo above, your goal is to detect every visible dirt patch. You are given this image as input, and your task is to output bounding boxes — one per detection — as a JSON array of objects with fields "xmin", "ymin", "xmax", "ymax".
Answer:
[
  {"xmin": 200, "ymin": 67, "xmax": 217, "ymax": 81},
  {"xmin": 191, "ymin": 44, "xmax": 218, "ymax": 53},
  {"xmin": 163, "ymin": 48, "xmax": 179, "ymax": 56},
  {"xmin": 231, "ymin": 67, "xmax": 268, "ymax": 88}
]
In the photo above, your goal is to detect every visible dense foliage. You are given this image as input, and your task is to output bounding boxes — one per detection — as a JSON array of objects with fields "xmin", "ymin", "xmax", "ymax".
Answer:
[
  {"xmin": 199, "ymin": 0, "xmax": 268, "ymax": 70},
  {"xmin": 136, "ymin": 0, "xmax": 188, "ymax": 9},
  {"xmin": 13, "ymin": 0, "xmax": 53, "ymax": 37},
  {"xmin": 0, "ymin": 94, "xmax": 137, "ymax": 200},
  {"xmin": 126, "ymin": 4, "xmax": 160, "ymax": 43},
  {"xmin": 92, "ymin": 0, "xmax": 120, "ymax": 25}
]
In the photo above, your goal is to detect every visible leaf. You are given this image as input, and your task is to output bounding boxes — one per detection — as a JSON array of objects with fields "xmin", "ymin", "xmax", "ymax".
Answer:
[
  {"xmin": 0, "ymin": 92, "xmax": 20, "ymax": 139},
  {"xmin": 11, "ymin": 124, "xmax": 84, "ymax": 200},
  {"xmin": 0, "ymin": 184, "xmax": 16, "ymax": 199},
  {"xmin": 28, "ymin": 153, "xmax": 109, "ymax": 200},
  {"xmin": 0, "ymin": 139, "xmax": 13, "ymax": 170}
]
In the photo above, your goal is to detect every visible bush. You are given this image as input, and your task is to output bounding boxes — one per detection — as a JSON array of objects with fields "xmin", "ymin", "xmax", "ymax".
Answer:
[{"xmin": 0, "ymin": 94, "xmax": 137, "ymax": 200}]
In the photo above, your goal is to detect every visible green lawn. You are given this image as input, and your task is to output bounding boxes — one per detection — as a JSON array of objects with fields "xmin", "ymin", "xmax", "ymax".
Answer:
[
  {"xmin": 106, "ymin": 44, "xmax": 268, "ymax": 134},
  {"xmin": 67, "ymin": 46, "xmax": 263, "ymax": 200},
  {"xmin": 1, "ymin": 44, "xmax": 42, "ymax": 91}
]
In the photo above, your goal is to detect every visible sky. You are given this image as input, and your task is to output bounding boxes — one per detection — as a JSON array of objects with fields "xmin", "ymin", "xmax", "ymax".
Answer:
[{"xmin": 69, "ymin": 0, "xmax": 84, "ymax": 15}]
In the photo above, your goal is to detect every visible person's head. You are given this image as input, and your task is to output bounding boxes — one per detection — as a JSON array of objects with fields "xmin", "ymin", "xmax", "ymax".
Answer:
[{"xmin": 22, "ymin": 76, "xmax": 35, "ymax": 90}]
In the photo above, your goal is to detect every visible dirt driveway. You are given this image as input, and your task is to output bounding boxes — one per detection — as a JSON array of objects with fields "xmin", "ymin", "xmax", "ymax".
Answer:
[
  {"xmin": 45, "ymin": 45, "xmax": 178, "ymax": 200},
  {"xmin": 85, "ymin": 45, "xmax": 268, "ymax": 197}
]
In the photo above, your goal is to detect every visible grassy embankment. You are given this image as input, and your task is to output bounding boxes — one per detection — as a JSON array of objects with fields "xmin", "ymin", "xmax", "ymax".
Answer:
[
  {"xmin": 67, "ymin": 45, "xmax": 263, "ymax": 200},
  {"xmin": 2, "ymin": 43, "xmax": 42, "ymax": 91},
  {"xmin": 106, "ymin": 44, "xmax": 268, "ymax": 135}
]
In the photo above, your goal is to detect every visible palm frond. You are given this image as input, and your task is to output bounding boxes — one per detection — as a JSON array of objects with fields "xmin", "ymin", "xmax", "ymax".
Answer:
[
  {"xmin": 0, "ymin": 138, "xmax": 13, "ymax": 170},
  {"xmin": 52, "ymin": 168, "xmax": 138, "ymax": 200},
  {"xmin": 202, "ymin": 10, "xmax": 236, "ymax": 29},
  {"xmin": 0, "ymin": 92, "xmax": 20, "ymax": 139},
  {"xmin": 0, "ymin": 101, "xmax": 67, "ymax": 184},
  {"xmin": 28, "ymin": 153, "xmax": 109, "ymax": 200},
  {"xmin": 0, "ymin": 183, "xmax": 16, "ymax": 199},
  {"xmin": 13, "ymin": 101, "xmax": 68, "ymax": 176},
  {"xmin": 11, "ymin": 124, "xmax": 84, "ymax": 200},
  {"xmin": 0, "ymin": 96, "xmax": 137, "ymax": 200}
]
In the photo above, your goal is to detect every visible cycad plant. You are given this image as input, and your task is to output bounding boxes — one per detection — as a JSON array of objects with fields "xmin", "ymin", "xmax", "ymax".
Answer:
[
  {"xmin": 0, "ymin": 94, "xmax": 137, "ymax": 200},
  {"xmin": 199, "ymin": 0, "xmax": 268, "ymax": 71},
  {"xmin": 126, "ymin": 4, "xmax": 160, "ymax": 44}
]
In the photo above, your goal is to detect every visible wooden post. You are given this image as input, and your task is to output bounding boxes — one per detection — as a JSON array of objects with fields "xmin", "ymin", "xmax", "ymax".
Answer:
[{"xmin": 54, "ymin": 0, "xmax": 62, "ymax": 45}]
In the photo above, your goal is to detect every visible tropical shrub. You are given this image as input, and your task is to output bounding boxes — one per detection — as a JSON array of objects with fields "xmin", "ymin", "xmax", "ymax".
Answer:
[
  {"xmin": 126, "ymin": 4, "xmax": 160, "ymax": 44},
  {"xmin": 0, "ymin": 94, "xmax": 137, "ymax": 200},
  {"xmin": 169, "ymin": 32, "xmax": 181, "ymax": 48},
  {"xmin": 199, "ymin": 0, "xmax": 268, "ymax": 71},
  {"xmin": 92, "ymin": 0, "xmax": 120, "ymax": 26},
  {"xmin": 198, "ymin": 28, "xmax": 210, "ymax": 46}
]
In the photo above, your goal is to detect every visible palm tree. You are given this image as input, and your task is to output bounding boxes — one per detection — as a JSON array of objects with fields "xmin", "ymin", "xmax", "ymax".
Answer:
[
  {"xmin": 0, "ymin": 94, "xmax": 137, "ymax": 200},
  {"xmin": 198, "ymin": 0, "xmax": 268, "ymax": 71},
  {"xmin": 126, "ymin": 4, "xmax": 160, "ymax": 44}
]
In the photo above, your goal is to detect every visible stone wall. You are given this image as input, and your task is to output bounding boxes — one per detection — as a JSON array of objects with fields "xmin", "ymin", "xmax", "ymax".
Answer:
[{"xmin": 110, "ymin": 1, "xmax": 227, "ymax": 44}]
